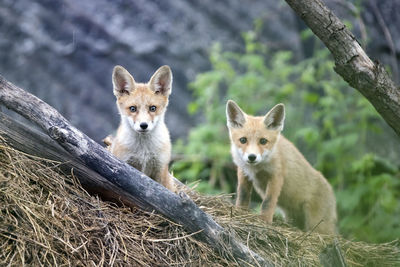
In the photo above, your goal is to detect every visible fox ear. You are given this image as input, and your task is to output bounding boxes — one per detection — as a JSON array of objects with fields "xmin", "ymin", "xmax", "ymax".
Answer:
[
  {"xmin": 112, "ymin": 65, "xmax": 135, "ymax": 97},
  {"xmin": 149, "ymin": 65, "xmax": 172, "ymax": 96},
  {"xmin": 264, "ymin": 103, "xmax": 285, "ymax": 131},
  {"xmin": 226, "ymin": 100, "xmax": 246, "ymax": 128}
]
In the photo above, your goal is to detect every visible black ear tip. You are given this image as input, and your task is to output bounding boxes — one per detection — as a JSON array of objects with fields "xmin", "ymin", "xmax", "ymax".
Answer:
[
  {"xmin": 275, "ymin": 103, "xmax": 285, "ymax": 112},
  {"xmin": 113, "ymin": 65, "xmax": 125, "ymax": 73},
  {"xmin": 158, "ymin": 65, "xmax": 172, "ymax": 74},
  {"xmin": 226, "ymin": 99, "xmax": 237, "ymax": 107}
]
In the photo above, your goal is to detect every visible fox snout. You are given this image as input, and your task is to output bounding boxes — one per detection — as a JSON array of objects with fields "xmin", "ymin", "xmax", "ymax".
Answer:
[
  {"xmin": 140, "ymin": 122, "xmax": 148, "ymax": 130},
  {"xmin": 136, "ymin": 121, "xmax": 151, "ymax": 133},
  {"xmin": 248, "ymin": 154, "xmax": 257, "ymax": 162},
  {"xmin": 242, "ymin": 151, "xmax": 262, "ymax": 164},
  {"xmin": 132, "ymin": 118, "xmax": 158, "ymax": 133},
  {"xmin": 232, "ymin": 145, "xmax": 263, "ymax": 165},
  {"xmin": 122, "ymin": 114, "xmax": 159, "ymax": 134}
]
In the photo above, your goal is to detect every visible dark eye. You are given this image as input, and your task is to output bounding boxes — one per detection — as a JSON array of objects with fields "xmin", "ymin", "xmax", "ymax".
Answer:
[
  {"xmin": 149, "ymin": 105, "xmax": 157, "ymax": 112},
  {"xmin": 129, "ymin": 106, "xmax": 137, "ymax": 112},
  {"xmin": 239, "ymin": 137, "xmax": 247, "ymax": 144},
  {"xmin": 260, "ymin": 138, "xmax": 268, "ymax": 145}
]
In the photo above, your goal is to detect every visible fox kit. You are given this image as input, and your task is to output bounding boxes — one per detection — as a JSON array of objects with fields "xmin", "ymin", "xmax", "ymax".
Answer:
[
  {"xmin": 226, "ymin": 100, "xmax": 337, "ymax": 234},
  {"xmin": 108, "ymin": 65, "xmax": 175, "ymax": 192}
]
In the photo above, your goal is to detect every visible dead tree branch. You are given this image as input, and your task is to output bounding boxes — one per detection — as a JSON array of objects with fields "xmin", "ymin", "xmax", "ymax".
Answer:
[{"xmin": 284, "ymin": 0, "xmax": 400, "ymax": 137}]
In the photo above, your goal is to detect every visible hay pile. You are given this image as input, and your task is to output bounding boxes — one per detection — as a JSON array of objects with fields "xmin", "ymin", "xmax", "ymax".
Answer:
[{"xmin": 0, "ymin": 142, "xmax": 399, "ymax": 266}]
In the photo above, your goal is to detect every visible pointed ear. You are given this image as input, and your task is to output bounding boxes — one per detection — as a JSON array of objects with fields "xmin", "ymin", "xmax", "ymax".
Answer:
[
  {"xmin": 112, "ymin": 65, "xmax": 135, "ymax": 97},
  {"xmin": 226, "ymin": 100, "xmax": 246, "ymax": 128},
  {"xmin": 149, "ymin": 65, "xmax": 172, "ymax": 96},
  {"xmin": 264, "ymin": 103, "xmax": 285, "ymax": 131}
]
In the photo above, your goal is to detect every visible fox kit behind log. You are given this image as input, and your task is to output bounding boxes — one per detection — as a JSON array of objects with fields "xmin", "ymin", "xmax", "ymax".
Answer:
[
  {"xmin": 226, "ymin": 100, "xmax": 337, "ymax": 234},
  {"xmin": 108, "ymin": 65, "xmax": 175, "ymax": 192}
]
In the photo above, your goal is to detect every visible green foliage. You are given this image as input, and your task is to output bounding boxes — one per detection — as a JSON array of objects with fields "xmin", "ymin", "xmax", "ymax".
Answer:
[
  {"xmin": 338, "ymin": 154, "xmax": 400, "ymax": 243},
  {"xmin": 172, "ymin": 27, "xmax": 400, "ymax": 243}
]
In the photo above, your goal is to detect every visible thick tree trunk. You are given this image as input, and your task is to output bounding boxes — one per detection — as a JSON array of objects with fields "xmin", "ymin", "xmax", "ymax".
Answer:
[
  {"xmin": 284, "ymin": 0, "xmax": 400, "ymax": 137},
  {"xmin": 0, "ymin": 75, "xmax": 272, "ymax": 266}
]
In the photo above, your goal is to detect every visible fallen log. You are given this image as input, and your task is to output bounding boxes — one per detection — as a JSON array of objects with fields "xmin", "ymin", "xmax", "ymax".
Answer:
[
  {"xmin": 0, "ymin": 111, "xmax": 149, "ymax": 206},
  {"xmin": 0, "ymin": 75, "xmax": 272, "ymax": 266}
]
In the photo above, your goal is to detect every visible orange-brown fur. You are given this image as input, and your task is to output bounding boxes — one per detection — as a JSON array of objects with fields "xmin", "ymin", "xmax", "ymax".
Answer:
[
  {"xmin": 227, "ymin": 100, "xmax": 337, "ymax": 234},
  {"xmin": 107, "ymin": 65, "xmax": 175, "ymax": 192},
  {"xmin": 116, "ymin": 84, "xmax": 169, "ymax": 125}
]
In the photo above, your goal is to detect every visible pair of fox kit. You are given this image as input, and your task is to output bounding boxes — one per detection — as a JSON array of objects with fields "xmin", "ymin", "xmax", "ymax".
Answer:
[{"xmin": 107, "ymin": 65, "xmax": 337, "ymax": 234}]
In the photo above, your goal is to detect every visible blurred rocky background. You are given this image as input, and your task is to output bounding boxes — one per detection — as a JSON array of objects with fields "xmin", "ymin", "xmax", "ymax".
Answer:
[{"xmin": 0, "ymin": 0, "xmax": 399, "ymax": 142}]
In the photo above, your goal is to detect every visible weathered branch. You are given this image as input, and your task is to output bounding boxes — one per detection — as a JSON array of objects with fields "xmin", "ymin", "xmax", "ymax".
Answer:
[
  {"xmin": 284, "ymin": 0, "xmax": 400, "ymax": 137},
  {"xmin": 0, "ymin": 75, "xmax": 272, "ymax": 266}
]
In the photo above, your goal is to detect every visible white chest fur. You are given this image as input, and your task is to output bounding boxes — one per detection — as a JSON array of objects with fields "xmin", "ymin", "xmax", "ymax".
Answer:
[{"xmin": 113, "ymin": 118, "xmax": 170, "ymax": 177}]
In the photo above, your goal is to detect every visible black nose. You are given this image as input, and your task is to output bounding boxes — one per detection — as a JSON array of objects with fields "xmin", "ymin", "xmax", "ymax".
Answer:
[
  {"xmin": 140, "ymin": 122, "xmax": 148, "ymax": 129},
  {"xmin": 248, "ymin": 154, "xmax": 257, "ymax": 162}
]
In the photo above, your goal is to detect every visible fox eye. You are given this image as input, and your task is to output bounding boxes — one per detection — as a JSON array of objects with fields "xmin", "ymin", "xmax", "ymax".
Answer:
[
  {"xmin": 239, "ymin": 137, "xmax": 247, "ymax": 144},
  {"xmin": 129, "ymin": 106, "xmax": 137, "ymax": 112},
  {"xmin": 260, "ymin": 138, "xmax": 268, "ymax": 145},
  {"xmin": 149, "ymin": 105, "xmax": 157, "ymax": 112}
]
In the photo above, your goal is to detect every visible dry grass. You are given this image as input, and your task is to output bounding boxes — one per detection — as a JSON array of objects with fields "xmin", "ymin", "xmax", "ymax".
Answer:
[{"xmin": 0, "ymin": 142, "xmax": 399, "ymax": 266}]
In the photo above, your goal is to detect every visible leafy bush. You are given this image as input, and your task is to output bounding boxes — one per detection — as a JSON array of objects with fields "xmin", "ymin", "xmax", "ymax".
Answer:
[{"xmin": 172, "ymin": 27, "xmax": 400, "ymax": 243}]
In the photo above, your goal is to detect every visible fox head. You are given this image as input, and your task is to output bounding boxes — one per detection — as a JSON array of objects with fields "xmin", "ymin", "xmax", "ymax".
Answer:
[
  {"xmin": 226, "ymin": 100, "xmax": 285, "ymax": 165},
  {"xmin": 112, "ymin": 65, "xmax": 172, "ymax": 134}
]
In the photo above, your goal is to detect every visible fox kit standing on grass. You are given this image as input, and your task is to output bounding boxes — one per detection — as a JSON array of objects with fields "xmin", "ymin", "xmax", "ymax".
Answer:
[
  {"xmin": 108, "ymin": 65, "xmax": 175, "ymax": 192},
  {"xmin": 226, "ymin": 100, "xmax": 337, "ymax": 234}
]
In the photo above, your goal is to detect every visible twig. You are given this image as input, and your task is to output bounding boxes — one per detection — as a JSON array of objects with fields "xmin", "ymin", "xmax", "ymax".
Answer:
[
  {"xmin": 147, "ymin": 229, "xmax": 203, "ymax": 242},
  {"xmin": 299, "ymin": 219, "xmax": 323, "ymax": 245},
  {"xmin": 369, "ymin": 0, "xmax": 399, "ymax": 83}
]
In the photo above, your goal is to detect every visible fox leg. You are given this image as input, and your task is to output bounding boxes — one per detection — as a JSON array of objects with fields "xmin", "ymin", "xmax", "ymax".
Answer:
[
  {"xmin": 260, "ymin": 176, "xmax": 283, "ymax": 223},
  {"xmin": 303, "ymin": 201, "xmax": 336, "ymax": 234},
  {"xmin": 159, "ymin": 165, "xmax": 176, "ymax": 193},
  {"xmin": 102, "ymin": 135, "xmax": 114, "ymax": 148},
  {"xmin": 304, "ymin": 203, "xmax": 323, "ymax": 233},
  {"xmin": 235, "ymin": 168, "xmax": 253, "ymax": 209}
]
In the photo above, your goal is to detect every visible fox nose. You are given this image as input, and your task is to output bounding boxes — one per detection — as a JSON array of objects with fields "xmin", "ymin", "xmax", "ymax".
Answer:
[
  {"xmin": 248, "ymin": 154, "xmax": 257, "ymax": 162},
  {"xmin": 140, "ymin": 122, "xmax": 148, "ymax": 130}
]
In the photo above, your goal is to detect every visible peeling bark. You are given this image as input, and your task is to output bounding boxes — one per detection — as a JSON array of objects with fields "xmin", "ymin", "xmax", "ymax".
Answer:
[
  {"xmin": 284, "ymin": 0, "xmax": 400, "ymax": 137},
  {"xmin": 0, "ymin": 76, "xmax": 272, "ymax": 267}
]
